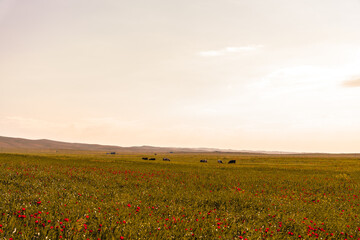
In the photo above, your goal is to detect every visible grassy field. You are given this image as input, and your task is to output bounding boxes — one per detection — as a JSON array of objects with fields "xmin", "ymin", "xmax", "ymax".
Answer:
[{"xmin": 0, "ymin": 152, "xmax": 360, "ymax": 239}]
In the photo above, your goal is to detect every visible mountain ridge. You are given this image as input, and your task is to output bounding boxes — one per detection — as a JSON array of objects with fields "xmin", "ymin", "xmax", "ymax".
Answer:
[{"xmin": 0, "ymin": 135, "xmax": 295, "ymax": 154}]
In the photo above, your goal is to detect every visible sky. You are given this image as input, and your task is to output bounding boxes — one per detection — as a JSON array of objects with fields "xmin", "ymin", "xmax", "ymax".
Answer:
[{"xmin": 1, "ymin": 0, "xmax": 360, "ymax": 153}]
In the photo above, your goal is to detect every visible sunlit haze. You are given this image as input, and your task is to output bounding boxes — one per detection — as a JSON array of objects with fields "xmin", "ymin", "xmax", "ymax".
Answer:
[{"xmin": 1, "ymin": 0, "xmax": 360, "ymax": 153}]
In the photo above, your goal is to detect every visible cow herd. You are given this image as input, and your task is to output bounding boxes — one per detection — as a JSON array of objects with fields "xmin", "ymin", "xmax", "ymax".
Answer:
[
  {"xmin": 142, "ymin": 157, "xmax": 170, "ymax": 161},
  {"xmin": 203, "ymin": 159, "xmax": 236, "ymax": 164},
  {"xmin": 141, "ymin": 157, "xmax": 236, "ymax": 164}
]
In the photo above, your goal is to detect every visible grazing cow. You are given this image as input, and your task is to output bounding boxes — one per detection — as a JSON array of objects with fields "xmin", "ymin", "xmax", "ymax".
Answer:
[
  {"xmin": 163, "ymin": 158, "xmax": 170, "ymax": 161},
  {"xmin": 142, "ymin": 157, "xmax": 148, "ymax": 160},
  {"xmin": 149, "ymin": 158, "xmax": 156, "ymax": 160},
  {"xmin": 228, "ymin": 160, "xmax": 236, "ymax": 164},
  {"xmin": 217, "ymin": 160, "xmax": 223, "ymax": 164},
  {"xmin": 200, "ymin": 159, "xmax": 208, "ymax": 163},
  {"xmin": 110, "ymin": 152, "xmax": 116, "ymax": 155}
]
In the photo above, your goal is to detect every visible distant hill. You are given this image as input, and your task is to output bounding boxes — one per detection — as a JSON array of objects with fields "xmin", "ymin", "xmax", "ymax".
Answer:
[
  {"xmin": 0, "ymin": 136, "xmax": 296, "ymax": 154},
  {"xmin": 0, "ymin": 136, "xmax": 238, "ymax": 153}
]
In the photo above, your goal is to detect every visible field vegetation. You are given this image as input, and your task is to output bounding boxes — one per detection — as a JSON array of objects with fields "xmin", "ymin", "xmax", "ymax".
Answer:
[{"xmin": 1, "ymin": 152, "xmax": 360, "ymax": 239}]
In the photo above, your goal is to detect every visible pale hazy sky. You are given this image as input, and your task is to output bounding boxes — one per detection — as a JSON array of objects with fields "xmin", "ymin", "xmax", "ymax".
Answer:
[{"xmin": 1, "ymin": 0, "xmax": 360, "ymax": 153}]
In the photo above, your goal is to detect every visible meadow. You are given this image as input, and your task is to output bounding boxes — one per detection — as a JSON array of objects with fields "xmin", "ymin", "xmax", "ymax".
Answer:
[{"xmin": 0, "ymin": 152, "xmax": 360, "ymax": 239}]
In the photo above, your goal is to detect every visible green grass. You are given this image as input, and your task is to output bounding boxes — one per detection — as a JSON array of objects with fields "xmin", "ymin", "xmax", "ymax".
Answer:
[{"xmin": 0, "ymin": 152, "xmax": 360, "ymax": 239}]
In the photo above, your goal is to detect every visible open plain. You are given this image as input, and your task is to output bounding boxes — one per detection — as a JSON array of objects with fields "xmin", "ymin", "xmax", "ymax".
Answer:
[{"xmin": 1, "ymin": 152, "xmax": 360, "ymax": 239}]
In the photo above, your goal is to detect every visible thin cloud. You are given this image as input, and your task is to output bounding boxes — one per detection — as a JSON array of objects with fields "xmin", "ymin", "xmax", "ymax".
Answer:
[
  {"xmin": 199, "ymin": 45, "xmax": 263, "ymax": 57},
  {"xmin": 3, "ymin": 116, "xmax": 71, "ymax": 131},
  {"xmin": 343, "ymin": 77, "xmax": 360, "ymax": 87}
]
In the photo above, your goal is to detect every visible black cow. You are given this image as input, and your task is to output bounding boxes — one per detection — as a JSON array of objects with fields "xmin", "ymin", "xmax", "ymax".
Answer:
[
  {"xmin": 142, "ymin": 157, "xmax": 148, "ymax": 160},
  {"xmin": 200, "ymin": 159, "xmax": 208, "ymax": 163},
  {"xmin": 228, "ymin": 160, "xmax": 236, "ymax": 164},
  {"xmin": 163, "ymin": 158, "xmax": 170, "ymax": 161},
  {"xmin": 149, "ymin": 158, "xmax": 156, "ymax": 160},
  {"xmin": 217, "ymin": 160, "xmax": 223, "ymax": 164}
]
